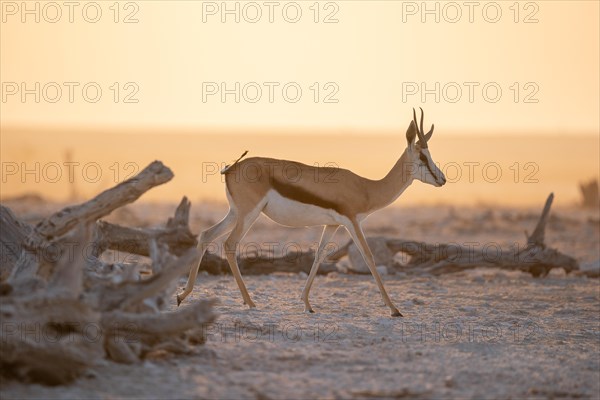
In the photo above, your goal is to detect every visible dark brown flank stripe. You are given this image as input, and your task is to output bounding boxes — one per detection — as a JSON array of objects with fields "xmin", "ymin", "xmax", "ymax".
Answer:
[{"xmin": 270, "ymin": 178, "xmax": 346, "ymax": 216}]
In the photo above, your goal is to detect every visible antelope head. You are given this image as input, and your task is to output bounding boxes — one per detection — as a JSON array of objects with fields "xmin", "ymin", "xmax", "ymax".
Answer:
[{"xmin": 405, "ymin": 107, "xmax": 446, "ymax": 187}]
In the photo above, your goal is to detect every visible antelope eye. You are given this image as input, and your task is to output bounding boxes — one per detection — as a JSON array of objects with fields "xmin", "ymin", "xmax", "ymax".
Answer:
[{"xmin": 419, "ymin": 153, "xmax": 428, "ymax": 162}]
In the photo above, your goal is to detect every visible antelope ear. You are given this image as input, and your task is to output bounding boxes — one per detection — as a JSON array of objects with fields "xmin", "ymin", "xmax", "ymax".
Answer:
[{"xmin": 406, "ymin": 120, "xmax": 417, "ymax": 148}]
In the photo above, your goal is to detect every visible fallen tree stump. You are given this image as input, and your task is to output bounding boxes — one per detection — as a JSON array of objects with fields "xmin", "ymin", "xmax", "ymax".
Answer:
[{"xmin": 0, "ymin": 161, "xmax": 215, "ymax": 385}]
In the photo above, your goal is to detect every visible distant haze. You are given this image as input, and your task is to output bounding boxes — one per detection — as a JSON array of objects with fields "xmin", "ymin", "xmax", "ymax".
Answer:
[{"xmin": 1, "ymin": 127, "xmax": 597, "ymax": 207}]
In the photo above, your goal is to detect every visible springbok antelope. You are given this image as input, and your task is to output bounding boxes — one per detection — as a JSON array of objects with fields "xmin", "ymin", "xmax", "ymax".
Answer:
[{"xmin": 178, "ymin": 108, "xmax": 446, "ymax": 317}]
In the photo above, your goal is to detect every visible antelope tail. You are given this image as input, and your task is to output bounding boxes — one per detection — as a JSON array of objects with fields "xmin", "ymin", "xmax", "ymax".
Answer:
[{"xmin": 220, "ymin": 150, "xmax": 248, "ymax": 174}]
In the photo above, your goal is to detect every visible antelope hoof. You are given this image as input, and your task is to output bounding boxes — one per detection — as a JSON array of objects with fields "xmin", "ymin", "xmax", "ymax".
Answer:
[
  {"xmin": 304, "ymin": 307, "xmax": 315, "ymax": 314},
  {"xmin": 176, "ymin": 294, "xmax": 182, "ymax": 307},
  {"xmin": 244, "ymin": 299, "xmax": 256, "ymax": 308},
  {"xmin": 391, "ymin": 308, "xmax": 403, "ymax": 317}
]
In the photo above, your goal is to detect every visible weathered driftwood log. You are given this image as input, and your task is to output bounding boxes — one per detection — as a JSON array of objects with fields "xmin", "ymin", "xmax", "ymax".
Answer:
[
  {"xmin": 331, "ymin": 193, "xmax": 579, "ymax": 277},
  {"xmin": 0, "ymin": 161, "xmax": 215, "ymax": 385},
  {"xmin": 102, "ymin": 299, "xmax": 215, "ymax": 339},
  {"xmin": 237, "ymin": 250, "xmax": 338, "ymax": 275},
  {"xmin": 0, "ymin": 294, "xmax": 103, "ymax": 385},
  {"xmin": 1, "ymin": 244, "xmax": 214, "ymax": 383},
  {"xmin": 92, "ymin": 197, "xmax": 197, "ymax": 258},
  {"xmin": 93, "ymin": 194, "xmax": 578, "ymax": 279},
  {"xmin": 6, "ymin": 161, "xmax": 174, "ymax": 283},
  {"xmin": 1, "ymin": 290, "xmax": 216, "ymax": 380},
  {"xmin": 0, "ymin": 222, "xmax": 102, "ymax": 384},
  {"xmin": 35, "ymin": 161, "xmax": 174, "ymax": 239},
  {"xmin": 0, "ymin": 206, "xmax": 33, "ymax": 281},
  {"xmin": 88, "ymin": 248, "xmax": 199, "ymax": 312},
  {"xmin": 101, "ymin": 299, "xmax": 216, "ymax": 364},
  {"xmin": 90, "ymin": 198, "xmax": 338, "ymax": 276},
  {"xmin": 577, "ymin": 260, "xmax": 600, "ymax": 278}
]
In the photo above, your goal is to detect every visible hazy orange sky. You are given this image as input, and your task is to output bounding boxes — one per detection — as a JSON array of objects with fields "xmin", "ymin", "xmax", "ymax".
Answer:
[{"xmin": 1, "ymin": 0, "xmax": 599, "ymax": 134}]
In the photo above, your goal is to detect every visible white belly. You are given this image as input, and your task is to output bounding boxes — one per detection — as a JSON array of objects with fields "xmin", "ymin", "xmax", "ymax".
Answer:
[{"xmin": 262, "ymin": 190, "xmax": 343, "ymax": 227}]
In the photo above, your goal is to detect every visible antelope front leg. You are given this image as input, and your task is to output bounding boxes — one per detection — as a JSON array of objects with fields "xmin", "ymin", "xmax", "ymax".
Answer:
[
  {"xmin": 346, "ymin": 221, "xmax": 403, "ymax": 317},
  {"xmin": 302, "ymin": 225, "xmax": 339, "ymax": 313},
  {"xmin": 224, "ymin": 250, "xmax": 256, "ymax": 308}
]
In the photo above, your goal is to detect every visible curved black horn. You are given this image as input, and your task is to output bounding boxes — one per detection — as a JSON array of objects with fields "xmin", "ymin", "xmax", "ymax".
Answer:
[
  {"xmin": 414, "ymin": 107, "xmax": 428, "ymax": 148},
  {"xmin": 424, "ymin": 124, "xmax": 434, "ymax": 141},
  {"xmin": 419, "ymin": 107, "xmax": 425, "ymax": 137},
  {"xmin": 413, "ymin": 108, "xmax": 418, "ymax": 130}
]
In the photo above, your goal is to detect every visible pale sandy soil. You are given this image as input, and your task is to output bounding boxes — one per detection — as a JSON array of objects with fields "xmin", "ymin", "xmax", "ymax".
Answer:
[{"xmin": 1, "ymin": 201, "xmax": 599, "ymax": 399}]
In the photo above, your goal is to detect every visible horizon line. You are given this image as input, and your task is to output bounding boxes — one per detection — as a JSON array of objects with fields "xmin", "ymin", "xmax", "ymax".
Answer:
[{"xmin": 2, "ymin": 123, "xmax": 599, "ymax": 138}]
